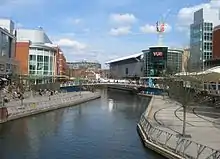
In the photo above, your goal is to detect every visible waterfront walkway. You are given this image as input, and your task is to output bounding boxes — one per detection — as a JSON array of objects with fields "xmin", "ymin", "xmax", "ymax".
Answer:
[
  {"xmin": 1, "ymin": 91, "xmax": 101, "ymax": 123},
  {"xmin": 144, "ymin": 95, "xmax": 220, "ymax": 158}
]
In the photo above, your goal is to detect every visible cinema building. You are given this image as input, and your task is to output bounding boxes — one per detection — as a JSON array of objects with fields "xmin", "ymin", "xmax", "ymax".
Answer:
[{"xmin": 142, "ymin": 46, "xmax": 183, "ymax": 77}]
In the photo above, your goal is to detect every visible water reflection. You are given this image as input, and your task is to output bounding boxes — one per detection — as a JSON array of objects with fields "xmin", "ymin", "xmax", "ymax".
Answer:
[
  {"xmin": 0, "ymin": 90, "xmax": 164, "ymax": 159},
  {"xmin": 108, "ymin": 99, "xmax": 114, "ymax": 112}
]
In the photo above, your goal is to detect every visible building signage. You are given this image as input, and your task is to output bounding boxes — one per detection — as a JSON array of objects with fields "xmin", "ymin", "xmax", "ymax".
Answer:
[{"xmin": 153, "ymin": 52, "xmax": 163, "ymax": 57}]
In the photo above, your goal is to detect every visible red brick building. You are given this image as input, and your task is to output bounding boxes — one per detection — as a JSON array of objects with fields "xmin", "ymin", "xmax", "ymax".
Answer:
[
  {"xmin": 213, "ymin": 25, "xmax": 220, "ymax": 59},
  {"xmin": 56, "ymin": 49, "xmax": 67, "ymax": 77},
  {"xmin": 204, "ymin": 25, "xmax": 220, "ymax": 69},
  {"xmin": 15, "ymin": 41, "xmax": 30, "ymax": 75}
]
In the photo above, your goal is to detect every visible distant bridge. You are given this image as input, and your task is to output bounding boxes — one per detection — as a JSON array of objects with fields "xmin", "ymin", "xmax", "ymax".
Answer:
[{"xmin": 60, "ymin": 82, "xmax": 220, "ymax": 97}]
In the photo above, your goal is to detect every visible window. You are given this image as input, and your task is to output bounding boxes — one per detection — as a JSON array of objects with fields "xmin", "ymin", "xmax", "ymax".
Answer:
[
  {"xmin": 37, "ymin": 55, "xmax": 43, "ymax": 62},
  {"xmin": 29, "ymin": 70, "xmax": 35, "ymax": 75},
  {"xmin": 44, "ymin": 56, "xmax": 49, "ymax": 62},
  {"xmin": 125, "ymin": 68, "xmax": 128, "ymax": 75},
  {"xmin": 37, "ymin": 63, "xmax": 43, "ymax": 70},
  {"xmin": 30, "ymin": 55, "xmax": 36, "ymax": 61},
  {"xmin": 29, "ymin": 64, "xmax": 36, "ymax": 70},
  {"xmin": 44, "ymin": 65, "xmax": 49, "ymax": 71}
]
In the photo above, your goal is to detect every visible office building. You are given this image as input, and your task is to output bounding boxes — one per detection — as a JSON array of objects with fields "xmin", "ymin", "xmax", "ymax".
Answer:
[
  {"xmin": 15, "ymin": 28, "xmax": 58, "ymax": 84},
  {"xmin": 190, "ymin": 8, "xmax": 220, "ymax": 71},
  {"xmin": 105, "ymin": 53, "xmax": 144, "ymax": 79},
  {"xmin": 0, "ymin": 19, "xmax": 16, "ymax": 77},
  {"xmin": 142, "ymin": 46, "xmax": 183, "ymax": 77}
]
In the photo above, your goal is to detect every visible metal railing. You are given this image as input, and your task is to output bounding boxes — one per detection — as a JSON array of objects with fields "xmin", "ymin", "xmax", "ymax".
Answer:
[
  {"xmin": 139, "ymin": 115, "xmax": 220, "ymax": 159},
  {"xmin": 60, "ymin": 82, "xmax": 163, "ymax": 89}
]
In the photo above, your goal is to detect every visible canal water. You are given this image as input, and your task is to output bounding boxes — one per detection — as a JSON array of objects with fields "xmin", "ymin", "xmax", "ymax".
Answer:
[{"xmin": 0, "ymin": 90, "xmax": 165, "ymax": 159}]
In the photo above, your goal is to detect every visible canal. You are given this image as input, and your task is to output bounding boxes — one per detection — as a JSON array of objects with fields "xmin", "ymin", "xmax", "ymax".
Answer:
[{"xmin": 0, "ymin": 90, "xmax": 165, "ymax": 159}]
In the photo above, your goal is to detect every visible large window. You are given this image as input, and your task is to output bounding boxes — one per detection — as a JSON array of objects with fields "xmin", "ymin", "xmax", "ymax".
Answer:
[{"xmin": 28, "ymin": 48, "xmax": 55, "ymax": 76}]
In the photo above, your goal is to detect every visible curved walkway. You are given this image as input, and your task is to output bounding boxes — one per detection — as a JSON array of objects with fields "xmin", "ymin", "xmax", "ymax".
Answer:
[{"xmin": 146, "ymin": 96, "xmax": 220, "ymax": 151}]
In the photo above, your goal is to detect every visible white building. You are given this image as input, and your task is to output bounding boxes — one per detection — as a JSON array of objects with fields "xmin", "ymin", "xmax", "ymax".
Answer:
[
  {"xmin": 16, "ymin": 28, "xmax": 58, "ymax": 84},
  {"xmin": 0, "ymin": 19, "xmax": 16, "ymax": 76},
  {"xmin": 190, "ymin": 8, "xmax": 220, "ymax": 71}
]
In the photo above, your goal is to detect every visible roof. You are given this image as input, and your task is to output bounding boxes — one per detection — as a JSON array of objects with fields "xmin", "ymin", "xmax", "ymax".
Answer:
[{"xmin": 105, "ymin": 52, "xmax": 143, "ymax": 64}]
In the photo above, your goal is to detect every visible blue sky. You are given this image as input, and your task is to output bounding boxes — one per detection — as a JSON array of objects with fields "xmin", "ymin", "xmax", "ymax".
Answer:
[{"xmin": 0, "ymin": 0, "xmax": 218, "ymax": 68}]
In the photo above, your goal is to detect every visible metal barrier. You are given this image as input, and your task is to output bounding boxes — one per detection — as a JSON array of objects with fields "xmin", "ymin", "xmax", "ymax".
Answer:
[{"xmin": 139, "ymin": 115, "xmax": 220, "ymax": 159}]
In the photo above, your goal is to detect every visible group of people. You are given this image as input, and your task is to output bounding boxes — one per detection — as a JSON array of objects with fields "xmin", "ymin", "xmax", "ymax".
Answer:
[{"xmin": 38, "ymin": 89, "xmax": 59, "ymax": 100}]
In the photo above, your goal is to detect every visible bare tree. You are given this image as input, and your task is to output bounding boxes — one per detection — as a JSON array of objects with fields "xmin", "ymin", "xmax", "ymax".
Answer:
[{"xmin": 163, "ymin": 71, "xmax": 203, "ymax": 137}]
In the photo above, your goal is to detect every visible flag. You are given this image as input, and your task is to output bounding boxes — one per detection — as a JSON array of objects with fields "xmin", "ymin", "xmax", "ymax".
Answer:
[{"xmin": 160, "ymin": 23, "xmax": 165, "ymax": 32}]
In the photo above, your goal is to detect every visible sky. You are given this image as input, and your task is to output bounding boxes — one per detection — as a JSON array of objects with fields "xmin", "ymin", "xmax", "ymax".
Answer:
[{"xmin": 0, "ymin": 0, "xmax": 220, "ymax": 68}]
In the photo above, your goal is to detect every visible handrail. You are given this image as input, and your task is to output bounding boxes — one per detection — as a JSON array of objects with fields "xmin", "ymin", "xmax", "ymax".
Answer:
[
  {"xmin": 60, "ymin": 82, "xmax": 163, "ymax": 89},
  {"xmin": 139, "ymin": 114, "xmax": 220, "ymax": 159}
]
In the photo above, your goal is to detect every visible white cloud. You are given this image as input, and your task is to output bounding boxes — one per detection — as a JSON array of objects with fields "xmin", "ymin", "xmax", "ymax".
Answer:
[
  {"xmin": 110, "ymin": 13, "xmax": 137, "ymax": 26},
  {"xmin": 109, "ymin": 26, "xmax": 131, "ymax": 36},
  {"xmin": 177, "ymin": 0, "xmax": 220, "ymax": 31},
  {"xmin": 55, "ymin": 38, "xmax": 87, "ymax": 51},
  {"xmin": 140, "ymin": 23, "xmax": 172, "ymax": 34}
]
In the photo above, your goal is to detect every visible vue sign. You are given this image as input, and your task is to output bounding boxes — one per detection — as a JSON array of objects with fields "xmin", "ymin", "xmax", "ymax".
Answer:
[{"xmin": 153, "ymin": 52, "xmax": 163, "ymax": 57}]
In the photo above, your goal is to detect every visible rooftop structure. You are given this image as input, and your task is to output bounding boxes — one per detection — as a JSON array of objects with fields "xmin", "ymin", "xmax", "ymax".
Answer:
[{"xmin": 105, "ymin": 53, "xmax": 143, "ymax": 64}]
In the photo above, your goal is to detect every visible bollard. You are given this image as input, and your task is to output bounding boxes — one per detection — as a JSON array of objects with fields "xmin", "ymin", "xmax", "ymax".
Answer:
[{"xmin": 0, "ymin": 107, "xmax": 8, "ymax": 121}]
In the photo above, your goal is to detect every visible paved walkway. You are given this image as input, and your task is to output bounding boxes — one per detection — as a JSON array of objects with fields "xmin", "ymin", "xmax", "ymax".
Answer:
[{"xmin": 145, "ymin": 96, "xmax": 220, "ymax": 151}]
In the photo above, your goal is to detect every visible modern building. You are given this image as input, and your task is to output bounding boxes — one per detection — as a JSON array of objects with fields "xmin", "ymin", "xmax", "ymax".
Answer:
[
  {"xmin": 142, "ymin": 46, "xmax": 183, "ymax": 77},
  {"xmin": 67, "ymin": 61, "xmax": 101, "ymax": 70},
  {"xmin": 15, "ymin": 28, "xmax": 58, "ymax": 84},
  {"xmin": 190, "ymin": 8, "xmax": 220, "ymax": 71},
  {"xmin": 0, "ymin": 19, "xmax": 16, "ymax": 77},
  {"xmin": 105, "ymin": 53, "xmax": 144, "ymax": 79}
]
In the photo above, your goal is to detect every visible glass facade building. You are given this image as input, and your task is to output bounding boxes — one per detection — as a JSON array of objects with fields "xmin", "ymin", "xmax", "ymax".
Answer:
[
  {"xmin": 190, "ymin": 8, "xmax": 220, "ymax": 71},
  {"xmin": 28, "ymin": 46, "xmax": 56, "ymax": 84},
  {"xmin": 16, "ymin": 29, "xmax": 58, "ymax": 84},
  {"xmin": 29, "ymin": 47, "xmax": 56, "ymax": 76},
  {"xmin": 143, "ymin": 47, "xmax": 183, "ymax": 77}
]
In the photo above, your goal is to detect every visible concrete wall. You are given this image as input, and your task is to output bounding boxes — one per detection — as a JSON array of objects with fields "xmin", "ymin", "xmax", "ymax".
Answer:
[{"xmin": 109, "ymin": 59, "xmax": 144, "ymax": 79}]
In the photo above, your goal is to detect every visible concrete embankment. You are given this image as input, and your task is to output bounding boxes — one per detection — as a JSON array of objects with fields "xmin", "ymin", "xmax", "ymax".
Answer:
[
  {"xmin": 137, "ymin": 95, "xmax": 184, "ymax": 159},
  {"xmin": 0, "ymin": 91, "xmax": 101, "ymax": 124},
  {"xmin": 137, "ymin": 95, "xmax": 220, "ymax": 159}
]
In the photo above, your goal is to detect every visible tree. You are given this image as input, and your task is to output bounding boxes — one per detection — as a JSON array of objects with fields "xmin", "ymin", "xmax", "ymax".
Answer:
[{"xmin": 164, "ymin": 73, "xmax": 203, "ymax": 137}]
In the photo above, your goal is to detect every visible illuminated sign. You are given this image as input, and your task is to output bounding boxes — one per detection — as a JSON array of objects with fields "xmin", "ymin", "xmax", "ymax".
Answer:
[{"xmin": 153, "ymin": 52, "xmax": 163, "ymax": 57}]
